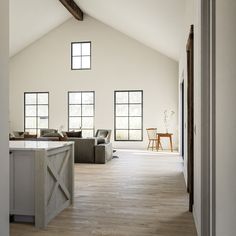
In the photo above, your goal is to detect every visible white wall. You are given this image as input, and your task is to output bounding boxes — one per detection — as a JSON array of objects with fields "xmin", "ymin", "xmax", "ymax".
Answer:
[
  {"xmin": 0, "ymin": 0, "xmax": 9, "ymax": 235},
  {"xmin": 10, "ymin": 16, "xmax": 179, "ymax": 150},
  {"xmin": 215, "ymin": 1, "xmax": 236, "ymax": 235}
]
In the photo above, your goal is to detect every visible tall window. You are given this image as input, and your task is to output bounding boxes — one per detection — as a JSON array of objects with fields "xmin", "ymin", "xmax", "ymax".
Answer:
[
  {"xmin": 71, "ymin": 42, "xmax": 91, "ymax": 70},
  {"xmin": 68, "ymin": 91, "xmax": 95, "ymax": 137},
  {"xmin": 114, "ymin": 90, "xmax": 143, "ymax": 141},
  {"xmin": 24, "ymin": 92, "xmax": 49, "ymax": 135}
]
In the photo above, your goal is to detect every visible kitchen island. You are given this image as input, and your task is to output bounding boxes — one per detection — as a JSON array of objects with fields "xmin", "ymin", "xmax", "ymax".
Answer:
[{"xmin": 9, "ymin": 141, "xmax": 74, "ymax": 228}]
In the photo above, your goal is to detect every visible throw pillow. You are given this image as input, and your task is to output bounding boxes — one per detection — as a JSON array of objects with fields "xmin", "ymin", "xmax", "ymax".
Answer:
[
  {"xmin": 97, "ymin": 130, "xmax": 108, "ymax": 138},
  {"xmin": 65, "ymin": 131, "xmax": 82, "ymax": 138}
]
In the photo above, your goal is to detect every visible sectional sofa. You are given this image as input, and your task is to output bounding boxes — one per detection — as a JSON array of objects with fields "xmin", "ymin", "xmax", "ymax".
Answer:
[{"xmin": 19, "ymin": 129, "xmax": 113, "ymax": 164}]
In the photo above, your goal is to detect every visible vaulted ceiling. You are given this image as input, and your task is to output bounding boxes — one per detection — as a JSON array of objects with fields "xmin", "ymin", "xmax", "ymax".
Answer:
[
  {"xmin": 10, "ymin": 0, "xmax": 71, "ymax": 57},
  {"xmin": 10, "ymin": 0, "xmax": 185, "ymax": 61}
]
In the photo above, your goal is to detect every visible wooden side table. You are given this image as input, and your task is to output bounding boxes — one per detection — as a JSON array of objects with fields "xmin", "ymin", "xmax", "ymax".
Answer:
[{"xmin": 157, "ymin": 133, "xmax": 173, "ymax": 152}]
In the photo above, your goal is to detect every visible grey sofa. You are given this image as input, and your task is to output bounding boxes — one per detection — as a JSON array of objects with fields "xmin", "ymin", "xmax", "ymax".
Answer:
[
  {"xmin": 37, "ymin": 129, "xmax": 113, "ymax": 164},
  {"xmin": 67, "ymin": 137, "xmax": 97, "ymax": 163},
  {"xmin": 95, "ymin": 142, "xmax": 113, "ymax": 164},
  {"xmin": 69, "ymin": 129, "xmax": 113, "ymax": 163}
]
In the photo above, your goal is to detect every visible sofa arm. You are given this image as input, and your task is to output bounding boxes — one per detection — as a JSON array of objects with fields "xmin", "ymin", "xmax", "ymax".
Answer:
[
  {"xmin": 95, "ymin": 143, "xmax": 113, "ymax": 164},
  {"xmin": 68, "ymin": 138, "xmax": 97, "ymax": 163}
]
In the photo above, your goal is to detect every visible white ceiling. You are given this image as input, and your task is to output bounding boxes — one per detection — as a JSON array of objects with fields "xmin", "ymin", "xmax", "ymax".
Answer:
[{"xmin": 10, "ymin": 0, "xmax": 185, "ymax": 60}]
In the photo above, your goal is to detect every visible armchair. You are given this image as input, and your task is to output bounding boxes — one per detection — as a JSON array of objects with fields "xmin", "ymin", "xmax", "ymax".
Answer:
[{"xmin": 94, "ymin": 129, "xmax": 111, "ymax": 144}]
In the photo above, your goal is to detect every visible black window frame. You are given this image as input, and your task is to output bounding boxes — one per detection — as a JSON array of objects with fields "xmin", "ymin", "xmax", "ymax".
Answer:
[
  {"xmin": 114, "ymin": 90, "xmax": 143, "ymax": 141},
  {"xmin": 24, "ymin": 92, "xmax": 49, "ymax": 135},
  {"xmin": 71, "ymin": 41, "xmax": 92, "ymax": 70},
  {"xmin": 68, "ymin": 91, "xmax": 95, "ymax": 136}
]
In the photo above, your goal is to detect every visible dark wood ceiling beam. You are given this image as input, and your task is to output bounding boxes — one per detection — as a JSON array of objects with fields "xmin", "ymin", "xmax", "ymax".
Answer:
[{"xmin": 59, "ymin": 0, "xmax": 83, "ymax": 21}]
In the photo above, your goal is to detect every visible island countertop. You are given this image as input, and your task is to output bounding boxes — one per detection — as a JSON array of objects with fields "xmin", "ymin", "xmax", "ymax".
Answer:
[{"xmin": 9, "ymin": 140, "xmax": 74, "ymax": 151}]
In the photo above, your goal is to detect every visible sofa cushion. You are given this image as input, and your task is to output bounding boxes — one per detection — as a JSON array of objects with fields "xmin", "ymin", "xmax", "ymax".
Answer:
[
  {"xmin": 97, "ymin": 137, "xmax": 106, "ymax": 144},
  {"xmin": 24, "ymin": 134, "xmax": 37, "ymax": 139},
  {"xmin": 40, "ymin": 129, "xmax": 58, "ymax": 137},
  {"xmin": 42, "ymin": 133, "xmax": 62, "ymax": 138},
  {"xmin": 13, "ymin": 131, "xmax": 29, "ymax": 138}
]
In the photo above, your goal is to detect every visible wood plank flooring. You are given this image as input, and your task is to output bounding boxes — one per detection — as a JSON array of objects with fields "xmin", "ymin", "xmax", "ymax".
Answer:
[{"xmin": 11, "ymin": 150, "xmax": 197, "ymax": 236}]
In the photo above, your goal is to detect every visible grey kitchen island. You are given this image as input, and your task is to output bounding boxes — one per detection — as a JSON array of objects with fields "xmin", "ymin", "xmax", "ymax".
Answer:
[{"xmin": 9, "ymin": 141, "xmax": 74, "ymax": 228}]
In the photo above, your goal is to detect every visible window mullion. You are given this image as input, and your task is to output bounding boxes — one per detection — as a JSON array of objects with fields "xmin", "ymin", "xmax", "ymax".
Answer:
[
  {"xmin": 128, "ymin": 92, "xmax": 130, "ymax": 141},
  {"xmin": 36, "ymin": 93, "xmax": 38, "ymax": 135},
  {"xmin": 81, "ymin": 92, "xmax": 83, "ymax": 130}
]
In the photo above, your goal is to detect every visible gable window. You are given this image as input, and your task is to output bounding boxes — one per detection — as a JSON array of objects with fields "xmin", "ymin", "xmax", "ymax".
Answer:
[
  {"xmin": 114, "ymin": 90, "xmax": 143, "ymax": 141},
  {"xmin": 24, "ymin": 92, "xmax": 49, "ymax": 136},
  {"xmin": 71, "ymin": 42, "xmax": 91, "ymax": 70},
  {"xmin": 68, "ymin": 91, "xmax": 95, "ymax": 137}
]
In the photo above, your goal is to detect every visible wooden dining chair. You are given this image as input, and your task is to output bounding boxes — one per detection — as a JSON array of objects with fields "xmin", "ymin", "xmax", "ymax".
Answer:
[
  {"xmin": 146, "ymin": 128, "xmax": 157, "ymax": 151},
  {"xmin": 146, "ymin": 128, "xmax": 163, "ymax": 151}
]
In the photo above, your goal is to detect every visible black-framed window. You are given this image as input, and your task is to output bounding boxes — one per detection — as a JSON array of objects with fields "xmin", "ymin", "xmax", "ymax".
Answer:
[
  {"xmin": 68, "ymin": 91, "xmax": 95, "ymax": 137},
  {"xmin": 24, "ymin": 92, "xmax": 49, "ymax": 136},
  {"xmin": 114, "ymin": 90, "xmax": 143, "ymax": 141},
  {"xmin": 71, "ymin": 42, "xmax": 91, "ymax": 70}
]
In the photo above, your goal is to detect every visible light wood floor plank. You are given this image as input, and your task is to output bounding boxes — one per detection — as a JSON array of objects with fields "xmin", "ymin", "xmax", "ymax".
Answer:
[{"xmin": 11, "ymin": 150, "xmax": 197, "ymax": 236}]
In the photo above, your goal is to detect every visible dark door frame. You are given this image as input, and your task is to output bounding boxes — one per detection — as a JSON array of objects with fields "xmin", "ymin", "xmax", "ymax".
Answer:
[
  {"xmin": 180, "ymin": 80, "xmax": 185, "ymax": 158},
  {"xmin": 187, "ymin": 25, "xmax": 194, "ymax": 212}
]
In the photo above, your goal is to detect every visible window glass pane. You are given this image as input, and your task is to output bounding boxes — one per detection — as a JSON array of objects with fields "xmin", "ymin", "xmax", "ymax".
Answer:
[
  {"xmin": 82, "ymin": 117, "xmax": 93, "ymax": 129},
  {"xmin": 69, "ymin": 93, "xmax": 81, "ymax": 104},
  {"xmin": 129, "ymin": 117, "xmax": 142, "ymax": 129},
  {"xmin": 82, "ymin": 92, "xmax": 93, "ymax": 104},
  {"xmin": 38, "ymin": 105, "xmax": 48, "ymax": 117},
  {"xmin": 72, "ymin": 43, "xmax": 81, "ymax": 56},
  {"xmin": 38, "ymin": 93, "xmax": 48, "ymax": 104},
  {"xmin": 25, "ymin": 129, "xmax": 37, "ymax": 135},
  {"xmin": 69, "ymin": 92, "xmax": 94, "ymax": 134},
  {"xmin": 129, "ymin": 92, "xmax": 142, "ymax": 103},
  {"xmin": 129, "ymin": 130, "xmax": 142, "ymax": 140},
  {"xmin": 116, "ymin": 105, "xmax": 128, "ymax": 116},
  {"xmin": 129, "ymin": 104, "xmax": 142, "ymax": 116},
  {"xmin": 69, "ymin": 105, "xmax": 81, "ymax": 116},
  {"xmin": 82, "ymin": 129, "xmax": 93, "ymax": 138},
  {"xmin": 69, "ymin": 117, "xmax": 81, "ymax": 129},
  {"xmin": 116, "ymin": 130, "xmax": 128, "ymax": 140},
  {"xmin": 25, "ymin": 105, "xmax": 36, "ymax": 116},
  {"xmin": 38, "ymin": 117, "xmax": 48, "ymax": 129},
  {"xmin": 82, "ymin": 105, "xmax": 93, "ymax": 116},
  {"xmin": 72, "ymin": 57, "xmax": 81, "ymax": 69},
  {"xmin": 24, "ymin": 92, "xmax": 49, "ymax": 132},
  {"xmin": 25, "ymin": 117, "xmax": 37, "ymax": 129},
  {"xmin": 116, "ymin": 117, "xmax": 128, "ymax": 129},
  {"xmin": 82, "ymin": 43, "xmax": 90, "ymax": 55},
  {"xmin": 81, "ymin": 56, "xmax": 90, "ymax": 69},
  {"xmin": 25, "ymin": 94, "xmax": 36, "ymax": 104},
  {"xmin": 116, "ymin": 92, "xmax": 128, "ymax": 103}
]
